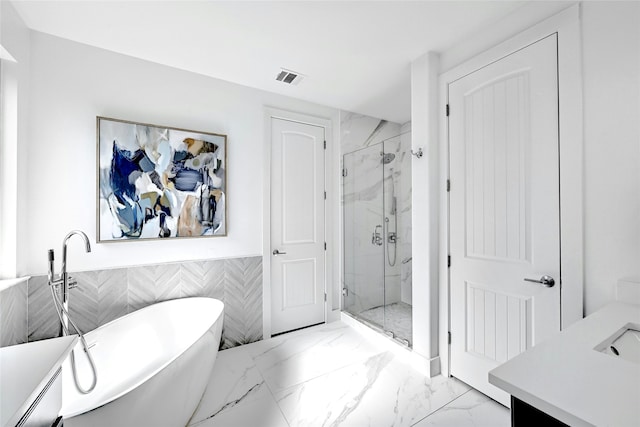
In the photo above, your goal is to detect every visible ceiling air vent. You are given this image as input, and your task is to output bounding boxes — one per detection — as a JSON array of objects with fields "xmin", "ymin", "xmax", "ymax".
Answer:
[{"xmin": 276, "ymin": 68, "xmax": 304, "ymax": 85}]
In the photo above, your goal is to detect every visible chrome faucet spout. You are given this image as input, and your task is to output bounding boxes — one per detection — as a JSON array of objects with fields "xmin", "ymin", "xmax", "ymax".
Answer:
[
  {"xmin": 59, "ymin": 230, "xmax": 91, "ymax": 337},
  {"xmin": 61, "ymin": 230, "xmax": 91, "ymax": 276}
]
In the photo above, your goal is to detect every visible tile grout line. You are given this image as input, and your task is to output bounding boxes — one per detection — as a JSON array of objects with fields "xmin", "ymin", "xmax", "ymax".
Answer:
[
  {"xmin": 266, "ymin": 378, "xmax": 293, "ymax": 427},
  {"xmin": 409, "ymin": 389, "xmax": 473, "ymax": 426}
]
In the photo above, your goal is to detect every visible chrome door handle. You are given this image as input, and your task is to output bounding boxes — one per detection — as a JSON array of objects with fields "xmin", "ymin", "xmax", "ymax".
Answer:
[
  {"xmin": 524, "ymin": 275, "xmax": 555, "ymax": 287},
  {"xmin": 273, "ymin": 249, "xmax": 287, "ymax": 256}
]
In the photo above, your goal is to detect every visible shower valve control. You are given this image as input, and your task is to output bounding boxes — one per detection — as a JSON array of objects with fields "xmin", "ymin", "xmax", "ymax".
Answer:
[
  {"xmin": 387, "ymin": 232, "xmax": 397, "ymax": 244},
  {"xmin": 372, "ymin": 225, "xmax": 383, "ymax": 246}
]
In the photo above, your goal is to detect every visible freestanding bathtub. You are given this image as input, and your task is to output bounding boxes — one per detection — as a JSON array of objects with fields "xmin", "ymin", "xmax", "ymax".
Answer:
[{"xmin": 61, "ymin": 297, "xmax": 224, "ymax": 427}]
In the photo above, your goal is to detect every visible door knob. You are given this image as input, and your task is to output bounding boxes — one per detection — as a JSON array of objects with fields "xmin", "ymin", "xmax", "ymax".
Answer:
[
  {"xmin": 273, "ymin": 249, "xmax": 287, "ymax": 256},
  {"xmin": 524, "ymin": 275, "xmax": 555, "ymax": 287}
]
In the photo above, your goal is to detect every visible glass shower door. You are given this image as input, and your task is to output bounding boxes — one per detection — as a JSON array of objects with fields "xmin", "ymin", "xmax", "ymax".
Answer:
[{"xmin": 343, "ymin": 145, "xmax": 384, "ymax": 327}]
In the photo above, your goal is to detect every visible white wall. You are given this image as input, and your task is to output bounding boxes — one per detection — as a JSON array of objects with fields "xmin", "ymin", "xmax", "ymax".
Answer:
[
  {"xmin": 411, "ymin": 51, "xmax": 440, "ymax": 372},
  {"xmin": 581, "ymin": 1, "xmax": 640, "ymax": 314},
  {"xmin": 0, "ymin": 1, "xmax": 30, "ymax": 279},
  {"xmin": 22, "ymin": 32, "xmax": 338, "ymax": 275}
]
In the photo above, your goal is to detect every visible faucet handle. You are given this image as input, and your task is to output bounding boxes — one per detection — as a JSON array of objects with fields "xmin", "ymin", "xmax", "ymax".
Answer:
[{"xmin": 67, "ymin": 276, "xmax": 83, "ymax": 291}]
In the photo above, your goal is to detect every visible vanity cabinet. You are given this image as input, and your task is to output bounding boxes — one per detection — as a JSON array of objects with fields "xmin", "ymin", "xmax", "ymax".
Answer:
[
  {"xmin": 490, "ymin": 302, "xmax": 640, "ymax": 427},
  {"xmin": 510, "ymin": 396, "xmax": 568, "ymax": 426}
]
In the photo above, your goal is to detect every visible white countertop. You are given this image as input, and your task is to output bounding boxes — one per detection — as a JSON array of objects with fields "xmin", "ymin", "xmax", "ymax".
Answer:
[
  {"xmin": 0, "ymin": 335, "xmax": 78, "ymax": 427},
  {"xmin": 489, "ymin": 302, "xmax": 640, "ymax": 427}
]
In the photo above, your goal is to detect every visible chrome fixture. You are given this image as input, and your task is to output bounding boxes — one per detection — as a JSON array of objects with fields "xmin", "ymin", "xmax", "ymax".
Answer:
[
  {"xmin": 524, "ymin": 275, "xmax": 555, "ymax": 287},
  {"xmin": 402, "ymin": 257, "xmax": 412, "ymax": 264},
  {"xmin": 381, "ymin": 153, "xmax": 396, "ymax": 164},
  {"xmin": 272, "ymin": 249, "xmax": 287, "ymax": 256},
  {"xmin": 56, "ymin": 230, "xmax": 91, "ymax": 334},
  {"xmin": 410, "ymin": 147, "xmax": 423, "ymax": 158},
  {"xmin": 372, "ymin": 225, "xmax": 383, "ymax": 246},
  {"xmin": 397, "ymin": 338, "xmax": 411, "ymax": 347},
  {"xmin": 385, "ymin": 167, "xmax": 397, "ymax": 266},
  {"xmin": 48, "ymin": 230, "xmax": 97, "ymax": 394}
]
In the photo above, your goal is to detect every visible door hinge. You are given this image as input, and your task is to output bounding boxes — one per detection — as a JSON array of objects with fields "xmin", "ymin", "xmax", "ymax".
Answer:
[
  {"xmin": 324, "ymin": 140, "xmax": 327, "ymax": 149},
  {"xmin": 324, "ymin": 292, "xmax": 327, "ymax": 302},
  {"xmin": 446, "ymin": 179, "xmax": 450, "ymax": 192},
  {"xmin": 446, "ymin": 104, "xmax": 450, "ymax": 117},
  {"xmin": 448, "ymin": 331, "xmax": 451, "ymax": 344},
  {"xmin": 324, "ymin": 242, "xmax": 327, "ymax": 250},
  {"xmin": 447, "ymin": 255, "xmax": 451, "ymax": 268},
  {"xmin": 342, "ymin": 168, "xmax": 348, "ymax": 177},
  {"xmin": 324, "ymin": 191, "xmax": 327, "ymax": 200}
]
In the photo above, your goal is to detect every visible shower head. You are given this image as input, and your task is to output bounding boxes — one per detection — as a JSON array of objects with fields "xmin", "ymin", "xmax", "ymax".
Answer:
[{"xmin": 382, "ymin": 153, "xmax": 395, "ymax": 164}]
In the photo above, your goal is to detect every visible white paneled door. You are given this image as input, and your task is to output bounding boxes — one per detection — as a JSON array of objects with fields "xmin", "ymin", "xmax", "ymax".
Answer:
[
  {"xmin": 271, "ymin": 118, "xmax": 326, "ymax": 335},
  {"xmin": 449, "ymin": 34, "xmax": 560, "ymax": 406}
]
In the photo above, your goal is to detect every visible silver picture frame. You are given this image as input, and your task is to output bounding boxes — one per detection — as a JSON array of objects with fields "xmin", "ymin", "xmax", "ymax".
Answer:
[{"xmin": 96, "ymin": 116, "xmax": 227, "ymax": 242}]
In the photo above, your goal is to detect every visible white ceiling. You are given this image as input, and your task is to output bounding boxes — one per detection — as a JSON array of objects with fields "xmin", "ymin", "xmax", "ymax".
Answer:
[{"xmin": 11, "ymin": 1, "xmax": 567, "ymax": 123}]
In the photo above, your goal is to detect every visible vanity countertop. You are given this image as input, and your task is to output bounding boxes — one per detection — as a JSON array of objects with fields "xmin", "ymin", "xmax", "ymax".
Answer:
[
  {"xmin": 0, "ymin": 335, "xmax": 78, "ymax": 427},
  {"xmin": 489, "ymin": 302, "xmax": 640, "ymax": 427}
]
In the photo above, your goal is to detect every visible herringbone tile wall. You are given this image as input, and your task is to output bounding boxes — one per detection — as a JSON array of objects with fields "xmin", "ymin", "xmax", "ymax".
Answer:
[
  {"xmin": 0, "ymin": 280, "xmax": 28, "ymax": 347},
  {"xmin": 22, "ymin": 257, "xmax": 262, "ymax": 349}
]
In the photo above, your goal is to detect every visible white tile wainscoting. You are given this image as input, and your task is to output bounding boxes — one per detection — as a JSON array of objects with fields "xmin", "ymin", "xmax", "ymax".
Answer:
[
  {"xmin": 0, "ymin": 279, "xmax": 29, "ymax": 347},
  {"xmin": 0, "ymin": 256, "xmax": 262, "ymax": 349},
  {"xmin": 189, "ymin": 321, "xmax": 509, "ymax": 427}
]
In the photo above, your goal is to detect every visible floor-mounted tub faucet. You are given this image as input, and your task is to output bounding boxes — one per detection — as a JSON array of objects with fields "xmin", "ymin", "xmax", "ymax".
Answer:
[
  {"xmin": 47, "ymin": 230, "xmax": 97, "ymax": 394},
  {"xmin": 48, "ymin": 230, "xmax": 91, "ymax": 336}
]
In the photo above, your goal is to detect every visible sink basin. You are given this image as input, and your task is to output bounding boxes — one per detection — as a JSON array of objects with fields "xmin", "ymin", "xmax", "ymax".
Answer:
[{"xmin": 595, "ymin": 323, "xmax": 640, "ymax": 365}]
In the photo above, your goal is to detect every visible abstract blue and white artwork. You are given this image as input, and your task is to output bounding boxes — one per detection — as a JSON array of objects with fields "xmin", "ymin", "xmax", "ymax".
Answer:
[{"xmin": 97, "ymin": 117, "xmax": 226, "ymax": 242}]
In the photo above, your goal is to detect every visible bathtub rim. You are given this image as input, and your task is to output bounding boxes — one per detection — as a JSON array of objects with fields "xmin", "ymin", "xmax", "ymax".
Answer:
[{"xmin": 61, "ymin": 297, "xmax": 224, "ymax": 418}]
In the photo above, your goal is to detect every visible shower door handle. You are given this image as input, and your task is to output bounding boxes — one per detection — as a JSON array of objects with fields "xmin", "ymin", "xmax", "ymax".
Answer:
[{"xmin": 273, "ymin": 249, "xmax": 287, "ymax": 256}]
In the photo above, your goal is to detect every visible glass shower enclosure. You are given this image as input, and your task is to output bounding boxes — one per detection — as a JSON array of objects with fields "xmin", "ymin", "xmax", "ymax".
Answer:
[{"xmin": 343, "ymin": 136, "xmax": 412, "ymax": 346}]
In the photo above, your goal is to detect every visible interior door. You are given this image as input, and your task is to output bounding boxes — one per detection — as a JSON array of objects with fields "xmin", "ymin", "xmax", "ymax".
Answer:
[
  {"xmin": 449, "ymin": 34, "xmax": 560, "ymax": 406},
  {"xmin": 271, "ymin": 117, "xmax": 325, "ymax": 335}
]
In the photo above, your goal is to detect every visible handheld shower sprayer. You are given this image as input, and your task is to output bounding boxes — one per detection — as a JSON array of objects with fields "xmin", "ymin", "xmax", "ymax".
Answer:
[{"xmin": 48, "ymin": 230, "xmax": 97, "ymax": 394}]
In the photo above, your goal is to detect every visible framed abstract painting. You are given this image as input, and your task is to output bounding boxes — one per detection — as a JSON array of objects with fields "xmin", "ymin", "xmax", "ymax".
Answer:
[{"xmin": 97, "ymin": 117, "xmax": 226, "ymax": 242}]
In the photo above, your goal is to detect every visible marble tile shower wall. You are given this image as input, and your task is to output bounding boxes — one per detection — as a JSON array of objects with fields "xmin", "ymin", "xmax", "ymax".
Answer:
[
  {"xmin": 343, "ymin": 146, "xmax": 386, "ymax": 314},
  {"xmin": 342, "ymin": 112, "xmax": 401, "ymax": 314},
  {"xmin": 399, "ymin": 123, "xmax": 412, "ymax": 305},
  {"xmin": 340, "ymin": 112, "xmax": 402, "ymax": 154},
  {"xmin": 383, "ymin": 135, "xmax": 404, "ymax": 305},
  {"xmin": 341, "ymin": 111, "xmax": 412, "ymax": 312},
  {"xmin": 22, "ymin": 256, "xmax": 262, "ymax": 349}
]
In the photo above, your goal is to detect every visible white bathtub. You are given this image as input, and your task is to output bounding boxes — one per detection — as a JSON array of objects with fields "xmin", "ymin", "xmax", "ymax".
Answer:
[{"xmin": 61, "ymin": 297, "xmax": 224, "ymax": 427}]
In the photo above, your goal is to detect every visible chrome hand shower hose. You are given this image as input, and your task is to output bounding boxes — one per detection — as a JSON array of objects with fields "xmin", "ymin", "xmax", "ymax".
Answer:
[{"xmin": 49, "ymin": 284, "xmax": 98, "ymax": 394}]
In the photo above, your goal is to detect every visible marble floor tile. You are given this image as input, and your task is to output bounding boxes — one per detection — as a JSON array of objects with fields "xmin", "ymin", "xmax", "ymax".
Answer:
[
  {"xmin": 187, "ymin": 319, "xmax": 507, "ymax": 427},
  {"xmin": 412, "ymin": 389, "xmax": 510, "ymax": 427},
  {"xmin": 274, "ymin": 351, "xmax": 470, "ymax": 427},
  {"xmin": 191, "ymin": 389, "xmax": 289, "ymax": 427},
  {"xmin": 189, "ymin": 346, "xmax": 267, "ymax": 425},
  {"xmin": 245, "ymin": 321, "xmax": 386, "ymax": 394}
]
